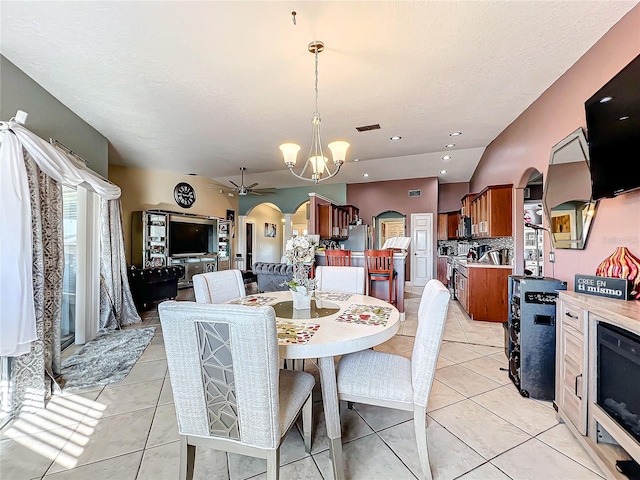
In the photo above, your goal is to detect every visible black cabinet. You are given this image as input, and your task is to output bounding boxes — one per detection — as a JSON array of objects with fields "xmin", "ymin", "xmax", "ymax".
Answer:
[{"xmin": 508, "ymin": 276, "xmax": 567, "ymax": 400}]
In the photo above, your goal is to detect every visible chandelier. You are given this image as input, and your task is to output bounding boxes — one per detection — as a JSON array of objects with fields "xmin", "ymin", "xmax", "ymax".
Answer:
[{"xmin": 280, "ymin": 41, "xmax": 349, "ymax": 183}]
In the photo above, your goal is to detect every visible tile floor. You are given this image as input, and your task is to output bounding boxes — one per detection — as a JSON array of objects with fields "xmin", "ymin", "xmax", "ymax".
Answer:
[{"xmin": 0, "ymin": 285, "xmax": 604, "ymax": 480}]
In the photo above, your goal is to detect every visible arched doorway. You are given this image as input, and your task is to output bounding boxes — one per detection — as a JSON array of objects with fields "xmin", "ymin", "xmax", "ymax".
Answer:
[{"xmin": 373, "ymin": 210, "xmax": 406, "ymax": 249}]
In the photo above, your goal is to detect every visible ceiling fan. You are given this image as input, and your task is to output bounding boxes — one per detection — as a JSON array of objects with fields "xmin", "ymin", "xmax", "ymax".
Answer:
[{"xmin": 229, "ymin": 167, "xmax": 274, "ymax": 196}]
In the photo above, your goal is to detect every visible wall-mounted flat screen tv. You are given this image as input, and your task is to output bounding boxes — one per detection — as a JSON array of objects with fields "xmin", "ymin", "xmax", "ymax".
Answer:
[
  {"xmin": 169, "ymin": 221, "xmax": 212, "ymax": 256},
  {"xmin": 585, "ymin": 54, "xmax": 640, "ymax": 200}
]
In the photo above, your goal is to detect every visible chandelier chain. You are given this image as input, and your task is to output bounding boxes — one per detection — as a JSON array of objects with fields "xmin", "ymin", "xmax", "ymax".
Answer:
[{"xmin": 314, "ymin": 48, "xmax": 319, "ymax": 116}]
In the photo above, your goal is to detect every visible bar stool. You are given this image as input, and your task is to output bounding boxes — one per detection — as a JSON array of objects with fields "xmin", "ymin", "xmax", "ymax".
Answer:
[
  {"xmin": 325, "ymin": 249, "xmax": 352, "ymax": 266},
  {"xmin": 364, "ymin": 249, "xmax": 397, "ymax": 306}
]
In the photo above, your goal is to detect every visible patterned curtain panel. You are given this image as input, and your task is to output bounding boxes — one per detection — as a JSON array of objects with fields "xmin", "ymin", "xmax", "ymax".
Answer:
[
  {"xmin": 10, "ymin": 153, "xmax": 63, "ymax": 416},
  {"xmin": 99, "ymin": 199, "xmax": 141, "ymax": 329}
]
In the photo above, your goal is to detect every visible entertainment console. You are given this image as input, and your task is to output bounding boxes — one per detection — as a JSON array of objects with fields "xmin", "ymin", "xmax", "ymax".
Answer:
[
  {"xmin": 555, "ymin": 291, "xmax": 640, "ymax": 480},
  {"xmin": 131, "ymin": 210, "xmax": 232, "ymax": 287}
]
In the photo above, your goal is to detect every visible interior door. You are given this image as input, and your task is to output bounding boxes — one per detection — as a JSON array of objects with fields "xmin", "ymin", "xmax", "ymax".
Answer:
[{"xmin": 411, "ymin": 213, "xmax": 433, "ymax": 287}]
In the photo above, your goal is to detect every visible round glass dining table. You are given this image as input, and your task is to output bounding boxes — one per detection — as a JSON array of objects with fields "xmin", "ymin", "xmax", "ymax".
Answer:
[{"xmin": 233, "ymin": 290, "xmax": 400, "ymax": 480}]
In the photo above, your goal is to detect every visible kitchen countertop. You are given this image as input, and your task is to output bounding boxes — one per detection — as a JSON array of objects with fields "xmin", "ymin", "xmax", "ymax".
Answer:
[{"xmin": 442, "ymin": 255, "xmax": 514, "ymax": 269}]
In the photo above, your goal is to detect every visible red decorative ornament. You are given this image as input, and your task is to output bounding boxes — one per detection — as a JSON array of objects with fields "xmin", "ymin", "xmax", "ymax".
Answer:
[{"xmin": 595, "ymin": 247, "xmax": 640, "ymax": 300}]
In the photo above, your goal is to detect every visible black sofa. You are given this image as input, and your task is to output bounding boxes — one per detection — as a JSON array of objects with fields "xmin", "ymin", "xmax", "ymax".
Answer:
[
  {"xmin": 252, "ymin": 262, "xmax": 294, "ymax": 292},
  {"xmin": 128, "ymin": 265, "xmax": 185, "ymax": 310}
]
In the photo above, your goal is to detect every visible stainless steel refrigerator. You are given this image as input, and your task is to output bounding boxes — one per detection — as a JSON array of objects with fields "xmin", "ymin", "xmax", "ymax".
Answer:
[{"xmin": 341, "ymin": 225, "xmax": 371, "ymax": 251}]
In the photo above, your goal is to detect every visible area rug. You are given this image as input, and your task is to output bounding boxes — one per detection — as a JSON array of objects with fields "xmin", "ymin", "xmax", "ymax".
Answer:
[{"xmin": 60, "ymin": 326, "xmax": 156, "ymax": 391}]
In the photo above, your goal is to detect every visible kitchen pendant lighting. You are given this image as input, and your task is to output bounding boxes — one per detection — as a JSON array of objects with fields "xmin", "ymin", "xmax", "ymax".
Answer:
[{"xmin": 280, "ymin": 41, "xmax": 349, "ymax": 183}]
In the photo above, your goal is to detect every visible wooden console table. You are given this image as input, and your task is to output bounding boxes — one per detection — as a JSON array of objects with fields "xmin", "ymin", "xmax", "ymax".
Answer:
[{"xmin": 556, "ymin": 291, "xmax": 640, "ymax": 480}]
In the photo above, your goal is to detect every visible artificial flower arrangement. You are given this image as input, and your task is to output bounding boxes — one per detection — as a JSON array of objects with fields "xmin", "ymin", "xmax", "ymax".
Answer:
[{"xmin": 281, "ymin": 235, "xmax": 317, "ymax": 295}]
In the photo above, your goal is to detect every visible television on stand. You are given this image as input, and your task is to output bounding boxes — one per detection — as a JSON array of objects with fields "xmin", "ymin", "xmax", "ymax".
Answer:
[
  {"xmin": 169, "ymin": 220, "xmax": 214, "ymax": 257},
  {"xmin": 585, "ymin": 54, "xmax": 640, "ymax": 201}
]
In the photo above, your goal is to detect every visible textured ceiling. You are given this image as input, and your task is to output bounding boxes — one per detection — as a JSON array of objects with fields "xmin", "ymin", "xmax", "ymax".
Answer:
[{"xmin": 1, "ymin": 1, "xmax": 635, "ymax": 188}]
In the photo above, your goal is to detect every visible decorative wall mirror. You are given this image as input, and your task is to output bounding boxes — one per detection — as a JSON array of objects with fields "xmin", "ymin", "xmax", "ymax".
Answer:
[{"xmin": 542, "ymin": 128, "xmax": 597, "ymax": 249}]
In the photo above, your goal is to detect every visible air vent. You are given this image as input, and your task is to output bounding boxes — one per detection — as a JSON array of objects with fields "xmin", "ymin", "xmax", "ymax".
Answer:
[
  {"xmin": 356, "ymin": 124, "xmax": 381, "ymax": 132},
  {"xmin": 408, "ymin": 189, "xmax": 422, "ymax": 197}
]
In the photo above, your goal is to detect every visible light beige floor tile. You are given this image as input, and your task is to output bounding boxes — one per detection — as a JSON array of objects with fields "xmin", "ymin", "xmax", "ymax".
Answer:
[
  {"xmin": 352, "ymin": 403, "xmax": 414, "ymax": 431},
  {"xmin": 429, "ymin": 400, "xmax": 530, "ymax": 459},
  {"xmin": 313, "ymin": 433, "xmax": 416, "ymax": 480},
  {"xmin": 158, "ymin": 376, "xmax": 174, "ymax": 405},
  {"xmin": 137, "ymin": 441, "xmax": 229, "ymax": 480},
  {"xmin": 435, "ymin": 365, "xmax": 501, "ymax": 397},
  {"xmin": 461, "ymin": 342, "xmax": 504, "ymax": 356},
  {"xmin": 464, "ymin": 331, "xmax": 503, "ymax": 348},
  {"xmin": 43, "ymin": 450, "xmax": 143, "ymax": 479},
  {"xmin": 137, "ymin": 344, "xmax": 166, "ymax": 363},
  {"xmin": 147, "ymin": 403, "xmax": 178, "ymax": 448},
  {"xmin": 379, "ymin": 418, "xmax": 485, "ymax": 480},
  {"xmin": 492, "ymin": 437, "xmax": 603, "ymax": 479},
  {"xmin": 46, "ymin": 407, "xmax": 155, "ymax": 474},
  {"xmin": 377, "ymin": 335, "xmax": 414, "ymax": 354},
  {"xmin": 94, "ymin": 379, "xmax": 162, "ymax": 418},
  {"xmin": 438, "ymin": 342, "xmax": 485, "ymax": 363},
  {"xmin": 459, "ymin": 357, "xmax": 510, "ymax": 385},
  {"xmin": 0, "ymin": 428, "xmax": 66, "ymax": 480},
  {"xmin": 249, "ymin": 455, "xmax": 323, "ymax": 480},
  {"xmin": 228, "ymin": 427, "xmax": 310, "ymax": 479},
  {"xmin": 537, "ymin": 423, "xmax": 603, "ymax": 475},
  {"xmin": 309, "ymin": 401, "xmax": 373, "ymax": 454},
  {"xmin": 427, "ymin": 380, "xmax": 466, "ymax": 413},
  {"xmin": 436, "ymin": 356, "xmax": 454, "ymax": 369},
  {"xmin": 456, "ymin": 462, "xmax": 512, "ymax": 480},
  {"xmin": 116, "ymin": 359, "xmax": 167, "ymax": 386},
  {"xmin": 443, "ymin": 328, "xmax": 469, "ymax": 343},
  {"xmin": 472, "ymin": 386, "xmax": 558, "ymax": 436}
]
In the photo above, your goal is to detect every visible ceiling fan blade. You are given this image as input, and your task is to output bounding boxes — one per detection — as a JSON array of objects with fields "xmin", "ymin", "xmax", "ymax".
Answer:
[
  {"xmin": 230, "ymin": 181, "xmax": 240, "ymax": 189},
  {"xmin": 246, "ymin": 183, "xmax": 259, "ymax": 189},
  {"xmin": 249, "ymin": 191, "xmax": 262, "ymax": 196}
]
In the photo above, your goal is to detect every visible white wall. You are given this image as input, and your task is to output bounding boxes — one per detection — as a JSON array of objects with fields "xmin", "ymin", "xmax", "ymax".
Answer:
[{"xmin": 247, "ymin": 203, "xmax": 284, "ymax": 263}]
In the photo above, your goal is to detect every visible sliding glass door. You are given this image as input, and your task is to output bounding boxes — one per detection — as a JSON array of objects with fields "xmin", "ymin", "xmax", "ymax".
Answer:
[{"xmin": 61, "ymin": 185, "xmax": 78, "ymax": 351}]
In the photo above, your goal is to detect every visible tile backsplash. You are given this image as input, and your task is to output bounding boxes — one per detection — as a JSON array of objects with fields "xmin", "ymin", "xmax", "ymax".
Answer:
[{"xmin": 438, "ymin": 237, "xmax": 514, "ymax": 261}]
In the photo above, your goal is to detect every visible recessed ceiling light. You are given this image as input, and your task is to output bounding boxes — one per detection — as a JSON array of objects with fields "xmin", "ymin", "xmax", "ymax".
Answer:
[
  {"xmin": 363, "ymin": 173, "xmax": 370, "ymax": 177},
  {"xmin": 390, "ymin": 136, "xmax": 402, "ymax": 141},
  {"xmin": 353, "ymin": 158, "xmax": 361, "ymax": 162},
  {"xmin": 442, "ymin": 155, "xmax": 452, "ymax": 161},
  {"xmin": 600, "ymin": 96, "xmax": 613, "ymax": 103},
  {"xmin": 619, "ymin": 116, "xmax": 630, "ymax": 121},
  {"xmin": 440, "ymin": 170, "xmax": 447, "ymax": 174},
  {"xmin": 445, "ymin": 144, "xmax": 455, "ymax": 148},
  {"xmin": 449, "ymin": 132, "xmax": 462, "ymax": 136}
]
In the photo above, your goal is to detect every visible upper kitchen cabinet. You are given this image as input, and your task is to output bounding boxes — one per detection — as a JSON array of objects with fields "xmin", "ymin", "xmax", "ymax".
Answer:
[
  {"xmin": 460, "ymin": 193, "xmax": 477, "ymax": 217},
  {"xmin": 471, "ymin": 184, "xmax": 513, "ymax": 238},
  {"xmin": 317, "ymin": 203, "xmax": 349, "ymax": 240},
  {"xmin": 438, "ymin": 211, "xmax": 461, "ymax": 240}
]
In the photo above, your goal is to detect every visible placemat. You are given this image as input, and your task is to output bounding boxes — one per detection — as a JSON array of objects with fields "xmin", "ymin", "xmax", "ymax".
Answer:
[
  {"xmin": 335, "ymin": 304, "xmax": 393, "ymax": 326},
  {"xmin": 277, "ymin": 321, "xmax": 320, "ymax": 344},
  {"xmin": 315, "ymin": 291, "xmax": 353, "ymax": 302},
  {"xmin": 228, "ymin": 295, "xmax": 276, "ymax": 306}
]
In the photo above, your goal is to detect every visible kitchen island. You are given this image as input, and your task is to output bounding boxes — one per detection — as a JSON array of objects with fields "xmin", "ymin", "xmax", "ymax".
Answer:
[
  {"xmin": 449, "ymin": 256, "xmax": 513, "ymax": 322},
  {"xmin": 316, "ymin": 251, "xmax": 407, "ymax": 318}
]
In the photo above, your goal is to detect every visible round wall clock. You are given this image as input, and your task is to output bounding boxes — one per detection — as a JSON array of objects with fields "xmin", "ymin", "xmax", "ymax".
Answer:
[{"xmin": 174, "ymin": 182, "xmax": 196, "ymax": 208}]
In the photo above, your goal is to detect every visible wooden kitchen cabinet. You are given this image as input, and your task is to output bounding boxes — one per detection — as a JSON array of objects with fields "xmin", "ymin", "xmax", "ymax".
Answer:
[
  {"xmin": 437, "ymin": 257, "xmax": 448, "ymax": 284},
  {"xmin": 470, "ymin": 184, "xmax": 513, "ymax": 238},
  {"xmin": 460, "ymin": 193, "xmax": 477, "ymax": 217},
  {"xmin": 456, "ymin": 269, "xmax": 469, "ymax": 312},
  {"xmin": 456, "ymin": 263, "xmax": 511, "ymax": 322},
  {"xmin": 437, "ymin": 214, "xmax": 448, "ymax": 241},
  {"xmin": 438, "ymin": 211, "xmax": 461, "ymax": 240},
  {"xmin": 447, "ymin": 212, "xmax": 461, "ymax": 239},
  {"xmin": 317, "ymin": 204, "xmax": 349, "ymax": 240},
  {"xmin": 342, "ymin": 205, "xmax": 360, "ymax": 225}
]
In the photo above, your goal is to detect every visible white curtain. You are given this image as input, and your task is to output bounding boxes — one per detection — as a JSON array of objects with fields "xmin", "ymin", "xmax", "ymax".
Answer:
[{"xmin": 0, "ymin": 120, "xmax": 120, "ymax": 357}]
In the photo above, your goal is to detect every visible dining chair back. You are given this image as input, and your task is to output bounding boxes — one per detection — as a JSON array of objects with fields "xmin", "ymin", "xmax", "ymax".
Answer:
[
  {"xmin": 315, "ymin": 266, "xmax": 365, "ymax": 294},
  {"xmin": 325, "ymin": 249, "xmax": 352, "ymax": 266},
  {"xmin": 193, "ymin": 269, "xmax": 245, "ymax": 303},
  {"xmin": 336, "ymin": 280, "xmax": 450, "ymax": 480},
  {"xmin": 159, "ymin": 301, "xmax": 314, "ymax": 480},
  {"xmin": 363, "ymin": 249, "xmax": 397, "ymax": 305}
]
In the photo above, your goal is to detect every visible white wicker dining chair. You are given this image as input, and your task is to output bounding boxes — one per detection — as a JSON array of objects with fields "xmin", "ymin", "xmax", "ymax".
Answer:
[
  {"xmin": 315, "ymin": 266, "xmax": 366, "ymax": 294},
  {"xmin": 193, "ymin": 269, "xmax": 245, "ymax": 303},
  {"xmin": 159, "ymin": 301, "xmax": 314, "ymax": 480},
  {"xmin": 335, "ymin": 280, "xmax": 450, "ymax": 480}
]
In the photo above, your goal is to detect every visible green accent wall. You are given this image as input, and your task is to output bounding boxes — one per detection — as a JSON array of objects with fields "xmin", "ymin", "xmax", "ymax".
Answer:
[
  {"xmin": 239, "ymin": 183, "xmax": 347, "ymax": 215},
  {"xmin": 0, "ymin": 55, "xmax": 108, "ymax": 177}
]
